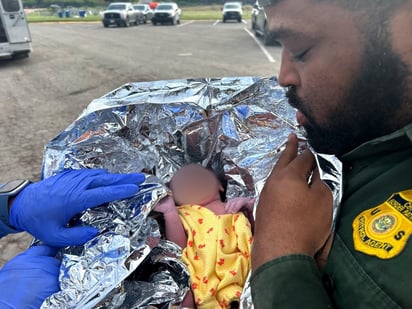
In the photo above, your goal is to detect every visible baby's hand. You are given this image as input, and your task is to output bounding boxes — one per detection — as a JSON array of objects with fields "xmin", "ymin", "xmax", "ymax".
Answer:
[
  {"xmin": 154, "ymin": 195, "xmax": 177, "ymax": 214},
  {"xmin": 225, "ymin": 197, "xmax": 256, "ymax": 214}
]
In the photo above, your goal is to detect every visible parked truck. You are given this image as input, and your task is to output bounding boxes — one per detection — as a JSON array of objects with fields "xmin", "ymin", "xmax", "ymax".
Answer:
[
  {"xmin": 0, "ymin": 0, "xmax": 31, "ymax": 58},
  {"xmin": 102, "ymin": 2, "xmax": 139, "ymax": 27}
]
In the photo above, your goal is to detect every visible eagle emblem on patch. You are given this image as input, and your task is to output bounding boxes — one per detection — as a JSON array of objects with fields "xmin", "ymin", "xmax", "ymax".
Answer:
[
  {"xmin": 371, "ymin": 214, "xmax": 397, "ymax": 234},
  {"xmin": 352, "ymin": 189, "xmax": 412, "ymax": 259}
]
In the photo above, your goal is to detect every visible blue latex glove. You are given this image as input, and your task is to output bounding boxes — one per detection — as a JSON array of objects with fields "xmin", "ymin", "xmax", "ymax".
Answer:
[
  {"xmin": 10, "ymin": 169, "xmax": 145, "ymax": 247},
  {"xmin": 0, "ymin": 245, "xmax": 60, "ymax": 309}
]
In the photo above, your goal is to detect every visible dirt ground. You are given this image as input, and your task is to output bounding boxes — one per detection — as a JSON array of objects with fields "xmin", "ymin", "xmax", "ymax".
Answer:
[{"xmin": 0, "ymin": 21, "xmax": 280, "ymax": 267}]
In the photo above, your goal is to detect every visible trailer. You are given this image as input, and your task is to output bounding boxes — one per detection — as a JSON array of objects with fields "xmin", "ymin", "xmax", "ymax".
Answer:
[{"xmin": 0, "ymin": 0, "xmax": 32, "ymax": 58}]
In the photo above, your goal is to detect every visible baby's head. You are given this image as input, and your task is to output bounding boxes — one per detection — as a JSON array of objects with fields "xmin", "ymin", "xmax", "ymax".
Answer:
[{"xmin": 169, "ymin": 164, "xmax": 224, "ymax": 206}]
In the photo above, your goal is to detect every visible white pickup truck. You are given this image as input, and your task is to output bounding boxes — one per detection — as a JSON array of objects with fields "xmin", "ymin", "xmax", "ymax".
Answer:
[{"xmin": 102, "ymin": 2, "xmax": 139, "ymax": 27}]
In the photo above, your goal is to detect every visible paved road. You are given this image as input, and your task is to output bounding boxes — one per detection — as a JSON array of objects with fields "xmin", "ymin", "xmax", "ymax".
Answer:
[{"xmin": 0, "ymin": 20, "xmax": 281, "ymax": 264}]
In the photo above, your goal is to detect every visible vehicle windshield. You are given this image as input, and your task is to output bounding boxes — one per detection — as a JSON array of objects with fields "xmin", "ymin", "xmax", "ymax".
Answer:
[
  {"xmin": 134, "ymin": 5, "xmax": 145, "ymax": 10},
  {"xmin": 107, "ymin": 4, "xmax": 126, "ymax": 10},
  {"xmin": 224, "ymin": 4, "xmax": 240, "ymax": 9},
  {"xmin": 156, "ymin": 4, "xmax": 173, "ymax": 10}
]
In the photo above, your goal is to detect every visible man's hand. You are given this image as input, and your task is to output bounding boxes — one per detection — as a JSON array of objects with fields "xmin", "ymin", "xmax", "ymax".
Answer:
[
  {"xmin": 0, "ymin": 245, "xmax": 60, "ymax": 308},
  {"xmin": 10, "ymin": 169, "xmax": 145, "ymax": 247},
  {"xmin": 252, "ymin": 134, "xmax": 333, "ymax": 271}
]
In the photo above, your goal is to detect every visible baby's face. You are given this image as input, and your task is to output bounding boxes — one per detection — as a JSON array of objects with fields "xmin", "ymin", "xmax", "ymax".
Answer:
[{"xmin": 170, "ymin": 164, "xmax": 222, "ymax": 206}]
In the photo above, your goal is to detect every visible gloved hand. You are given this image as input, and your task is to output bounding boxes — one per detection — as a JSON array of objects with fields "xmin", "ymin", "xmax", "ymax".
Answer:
[
  {"xmin": 10, "ymin": 169, "xmax": 145, "ymax": 247},
  {"xmin": 0, "ymin": 245, "xmax": 60, "ymax": 309}
]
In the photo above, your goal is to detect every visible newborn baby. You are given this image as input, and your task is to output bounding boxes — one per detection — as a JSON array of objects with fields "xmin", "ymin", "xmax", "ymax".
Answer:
[{"xmin": 155, "ymin": 164, "xmax": 254, "ymax": 309}]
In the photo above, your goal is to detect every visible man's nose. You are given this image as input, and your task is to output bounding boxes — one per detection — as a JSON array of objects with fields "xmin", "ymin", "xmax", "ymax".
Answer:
[{"xmin": 278, "ymin": 49, "xmax": 301, "ymax": 88}]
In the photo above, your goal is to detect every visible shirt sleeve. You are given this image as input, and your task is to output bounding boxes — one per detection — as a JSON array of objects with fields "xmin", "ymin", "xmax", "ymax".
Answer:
[{"xmin": 250, "ymin": 254, "xmax": 334, "ymax": 309}]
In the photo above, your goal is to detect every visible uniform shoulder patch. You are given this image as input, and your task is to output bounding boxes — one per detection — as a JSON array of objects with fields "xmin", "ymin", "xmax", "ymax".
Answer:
[{"xmin": 352, "ymin": 189, "xmax": 412, "ymax": 259}]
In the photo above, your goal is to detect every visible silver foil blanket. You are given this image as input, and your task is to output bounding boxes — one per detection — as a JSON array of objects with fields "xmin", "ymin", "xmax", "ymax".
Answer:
[{"xmin": 40, "ymin": 76, "xmax": 342, "ymax": 308}]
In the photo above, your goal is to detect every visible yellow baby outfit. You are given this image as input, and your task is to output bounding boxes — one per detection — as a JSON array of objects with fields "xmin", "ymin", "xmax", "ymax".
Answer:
[{"xmin": 177, "ymin": 204, "xmax": 253, "ymax": 308}]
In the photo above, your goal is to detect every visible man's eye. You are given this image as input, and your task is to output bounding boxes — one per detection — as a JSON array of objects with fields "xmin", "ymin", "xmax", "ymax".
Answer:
[{"xmin": 292, "ymin": 47, "xmax": 311, "ymax": 61}]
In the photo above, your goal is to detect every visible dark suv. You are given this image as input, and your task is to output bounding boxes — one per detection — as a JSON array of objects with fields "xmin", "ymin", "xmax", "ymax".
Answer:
[{"xmin": 251, "ymin": 1, "xmax": 276, "ymax": 45}]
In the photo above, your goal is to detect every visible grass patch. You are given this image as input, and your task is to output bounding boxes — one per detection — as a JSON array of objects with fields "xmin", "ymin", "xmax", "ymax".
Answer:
[{"xmin": 26, "ymin": 5, "xmax": 252, "ymax": 23}]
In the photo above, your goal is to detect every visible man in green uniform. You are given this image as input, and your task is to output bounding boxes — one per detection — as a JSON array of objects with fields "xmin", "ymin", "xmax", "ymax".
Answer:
[{"xmin": 251, "ymin": 0, "xmax": 412, "ymax": 307}]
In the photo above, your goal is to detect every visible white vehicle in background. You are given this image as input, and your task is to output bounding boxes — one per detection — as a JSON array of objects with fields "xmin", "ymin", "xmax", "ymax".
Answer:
[
  {"xmin": 251, "ymin": 0, "xmax": 276, "ymax": 45},
  {"xmin": 151, "ymin": 2, "xmax": 181, "ymax": 26},
  {"xmin": 222, "ymin": 1, "xmax": 242, "ymax": 23},
  {"xmin": 0, "ymin": 0, "xmax": 32, "ymax": 58},
  {"xmin": 102, "ymin": 2, "xmax": 139, "ymax": 27},
  {"xmin": 133, "ymin": 3, "xmax": 153, "ymax": 24}
]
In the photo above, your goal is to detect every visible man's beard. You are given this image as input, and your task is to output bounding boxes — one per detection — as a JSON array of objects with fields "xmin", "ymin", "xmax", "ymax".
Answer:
[{"xmin": 286, "ymin": 40, "xmax": 409, "ymax": 156}]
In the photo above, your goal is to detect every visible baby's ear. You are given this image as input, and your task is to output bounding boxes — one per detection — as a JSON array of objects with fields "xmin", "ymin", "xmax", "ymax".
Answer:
[{"xmin": 219, "ymin": 184, "xmax": 224, "ymax": 192}]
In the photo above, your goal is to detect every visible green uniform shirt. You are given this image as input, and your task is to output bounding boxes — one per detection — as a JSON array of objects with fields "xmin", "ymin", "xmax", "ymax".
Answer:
[{"xmin": 251, "ymin": 123, "xmax": 412, "ymax": 308}]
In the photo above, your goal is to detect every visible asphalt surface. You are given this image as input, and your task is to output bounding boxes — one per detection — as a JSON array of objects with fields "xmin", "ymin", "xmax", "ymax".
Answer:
[{"xmin": 0, "ymin": 19, "xmax": 282, "ymax": 265}]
